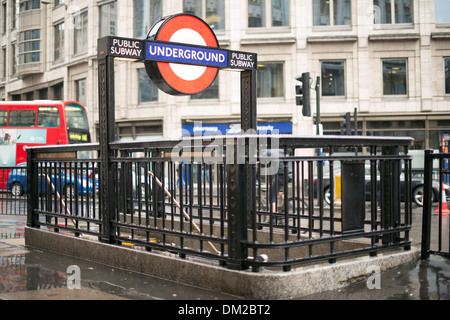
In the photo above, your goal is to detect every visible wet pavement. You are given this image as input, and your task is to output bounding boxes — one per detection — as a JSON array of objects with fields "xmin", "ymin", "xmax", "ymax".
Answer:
[
  {"xmin": 0, "ymin": 241, "xmax": 240, "ymax": 300},
  {"xmin": 300, "ymin": 254, "xmax": 450, "ymax": 300},
  {"xmin": 0, "ymin": 215, "xmax": 244, "ymax": 301},
  {"xmin": 300, "ymin": 206, "xmax": 450, "ymax": 300},
  {"xmin": 0, "ymin": 209, "xmax": 449, "ymax": 301},
  {"xmin": 0, "ymin": 216, "xmax": 238, "ymax": 300}
]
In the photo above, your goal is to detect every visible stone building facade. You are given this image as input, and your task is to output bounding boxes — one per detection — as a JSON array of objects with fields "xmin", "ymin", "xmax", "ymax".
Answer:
[{"xmin": 1, "ymin": 0, "xmax": 449, "ymax": 154}]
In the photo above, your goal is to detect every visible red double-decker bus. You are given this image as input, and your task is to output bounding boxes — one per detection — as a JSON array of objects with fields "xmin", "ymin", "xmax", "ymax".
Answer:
[{"xmin": 0, "ymin": 100, "xmax": 91, "ymax": 188}]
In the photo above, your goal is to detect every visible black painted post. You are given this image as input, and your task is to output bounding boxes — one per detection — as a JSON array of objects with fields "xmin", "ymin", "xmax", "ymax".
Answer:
[
  {"xmin": 421, "ymin": 149, "xmax": 434, "ymax": 259},
  {"xmin": 381, "ymin": 146, "xmax": 401, "ymax": 245},
  {"xmin": 226, "ymin": 147, "xmax": 249, "ymax": 270},
  {"xmin": 97, "ymin": 39, "xmax": 117, "ymax": 244},
  {"xmin": 241, "ymin": 69, "xmax": 257, "ymax": 230},
  {"xmin": 341, "ymin": 161, "xmax": 365, "ymax": 233},
  {"xmin": 26, "ymin": 148, "xmax": 38, "ymax": 228},
  {"xmin": 241, "ymin": 70, "xmax": 257, "ymax": 132},
  {"xmin": 226, "ymin": 70, "xmax": 257, "ymax": 270}
]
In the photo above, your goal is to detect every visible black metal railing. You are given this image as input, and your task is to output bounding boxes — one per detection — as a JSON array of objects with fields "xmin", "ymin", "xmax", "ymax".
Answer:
[
  {"xmin": 0, "ymin": 165, "xmax": 28, "ymax": 216},
  {"xmin": 27, "ymin": 144, "xmax": 102, "ymax": 239},
  {"xmin": 27, "ymin": 135, "xmax": 414, "ymax": 272},
  {"xmin": 421, "ymin": 149, "xmax": 450, "ymax": 259}
]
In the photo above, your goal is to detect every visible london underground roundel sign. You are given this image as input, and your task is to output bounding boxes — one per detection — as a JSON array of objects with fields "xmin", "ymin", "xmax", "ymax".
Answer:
[{"xmin": 145, "ymin": 14, "xmax": 222, "ymax": 96}]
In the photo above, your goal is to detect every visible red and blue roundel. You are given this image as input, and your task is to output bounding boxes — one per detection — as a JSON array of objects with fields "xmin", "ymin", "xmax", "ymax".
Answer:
[{"xmin": 145, "ymin": 14, "xmax": 220, "ymax": 96}]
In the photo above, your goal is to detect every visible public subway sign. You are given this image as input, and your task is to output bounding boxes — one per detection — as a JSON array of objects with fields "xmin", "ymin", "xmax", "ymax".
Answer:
[
  {"xmin": 229, "ymin": 51, "xmax": 257, "ymax": 70},
  {"xmin": 97, "ymin": 14, "xmax": 257, "ymax": 96},
  {"xmin": 98, "ymin": 37, "xmax": 145, "ymax": 60}
]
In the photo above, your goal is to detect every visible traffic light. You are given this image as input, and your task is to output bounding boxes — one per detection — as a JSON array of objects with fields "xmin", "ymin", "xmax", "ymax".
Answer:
[
  {"xmin": 296, "ymin": 72, "xmax": 311, "ymax": 117},
  {"xmin": 340, "ymin": 112, "xmax": 351, "ymax": 135}
]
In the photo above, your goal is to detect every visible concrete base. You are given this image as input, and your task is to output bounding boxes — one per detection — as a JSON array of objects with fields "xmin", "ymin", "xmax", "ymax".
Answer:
[{"xmin": 25, "ymin": 227, "xmax": 420, "ymax": 299}]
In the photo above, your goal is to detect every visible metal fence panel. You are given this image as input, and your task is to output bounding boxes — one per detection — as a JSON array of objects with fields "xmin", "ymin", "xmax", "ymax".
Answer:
[
  {"xmin": 421, "ymin": 150, "xmax": 450, "ymax": 259},
  {"xmin": 26, "ymin": 136, "xmax": 415, "ymax": 272},
  {"xmin": 0, "ymin": 166, "xmax": 28, "ymax": 216}
]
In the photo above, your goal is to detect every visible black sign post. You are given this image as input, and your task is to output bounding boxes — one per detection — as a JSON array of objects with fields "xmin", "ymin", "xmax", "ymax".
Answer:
[
  {"xmin": 97, "ymin": 43, "xmax": 117, "ymax": 244},
  {"xmin": 97, "ymin": 21, "xmax": 258, "ymax": 270}
]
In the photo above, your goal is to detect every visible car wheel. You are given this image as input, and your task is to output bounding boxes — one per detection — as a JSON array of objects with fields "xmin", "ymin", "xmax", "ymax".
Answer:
[
  {"xmin": 11, "ymin": 182, "xmax": 23, "ymax": 197},
  {"xmin": 413, "ymin": 186, "xmax": 434, "ymax": 207},
  {"xmin": 324, "ymin": 187, "xmax": 332, "ymax": 205}
]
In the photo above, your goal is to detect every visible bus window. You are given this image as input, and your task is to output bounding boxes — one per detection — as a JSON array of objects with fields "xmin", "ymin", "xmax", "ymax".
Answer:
[
  {"xmin": 0, "ymin": 110, "xmax": 7, "ymax": 127},
  {"xmin": 37, "ymin": 106, "xmax": 60, "ymax": 128},
  {"xmin": 65, "ymin": 103, "xmax": 89, "ymax": 130},
  {"xmin": 9, "ymin": 110, "xmax": 36, "ymax": 127},
  {"xmin": 66, "ymin": 103, "xmax": 91, "ymax": 143}
]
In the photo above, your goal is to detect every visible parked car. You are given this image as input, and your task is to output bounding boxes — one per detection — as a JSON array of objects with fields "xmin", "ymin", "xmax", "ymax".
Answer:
[
  {"xmin": 7, "ymin": 162, "xmax": 98, "ymax": 197},
  {"xmin": 310, "ymin": 165, "xmax": 450, "ymax": 207},
  {"xmin": 6, "ymin": 162, "xmax": 27, "ymax": 197}
]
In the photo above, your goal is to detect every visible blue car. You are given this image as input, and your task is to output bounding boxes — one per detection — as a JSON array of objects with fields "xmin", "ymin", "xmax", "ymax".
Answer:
[{"xmin": 7, "ymin": 162, "xmax": 98, "ymax": 197}]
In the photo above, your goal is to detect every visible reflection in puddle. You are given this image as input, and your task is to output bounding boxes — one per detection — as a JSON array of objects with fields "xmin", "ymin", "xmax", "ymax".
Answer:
[
  {"xmin": 0, "ymin": 232, "xmax": 24, "ymax": 239},
  {"xmin": 0, "ymin": 256, "xmax": 27, "ymax": 293},
  {"xmin": 0, "ymin": 255, "xmax": 67, "ymax": 293},
  {"xmin": 417, "ymin": 256, "xmax": 450, "ymax": 300},
  {"xmin": 0, "ymin": 216, "xmax": 26, "ymax": 239}
]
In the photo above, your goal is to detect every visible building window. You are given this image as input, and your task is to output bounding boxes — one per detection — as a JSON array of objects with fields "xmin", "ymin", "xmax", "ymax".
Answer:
[
  {"xmin": 54, "ymin": 22, "xmax": 64, "ymax": 61},
  {"xmin": 11, "ymin": 42, "xmax": 17, "ymax": 75},
  {"xmin": 445, "ymin": 58, "xmax": 450, "ymax": 94},
  {"xmin": 257, "ymin": 63, "xmax": 284, "ymax": 98},
  {"xmin": 38, "ymin": 88, "xmax": 48, "ymax": 99},
  {"xmin": 12, "ymin": 0, "xmax": 17, "ymax": 30},
  {"xmin": 117, "ymin": 121, "xmax": 163, "ymax": 141},
  {"xmin": 19, "ymin": 0, "xmax": 40, "ymax": 12},
  {"xmin": 313, "ymin": 0, "xmax": 351, "ymax": 26},
  {"xmin": 323, "ymin": 119, "xmax": 426, "ymax": 150},
  {"xmin": 248, "ymin": 0, "xmax": 289, "ymax": 28},
  {"xmin": 183, "ymin": 0, "xmax": 225, "ymax": 30},
  {"xmin": 321, "ymin": 61, "xmax": 345, "ymax": 96},
  {"xmin": 25, "ymin": 91, "xmax": 34, "ymax": 100},
  {"xmin": 382, "ymin": 59, "xmax": 407, "ymax": 95},
  {"xmin": 2, "ymin": 3, "xmax": 6, "ymax": 34},
  {"xmin": 99, "ymin": 1, "xmax": 117, "ymax": 37},
  {"xmin": 366, "ymin": 120, "xmax": 425, "ymax": 150},
  {"xmin": 1, "ymin": 47, "xmax": 5, "ymax": 79},
  {"xmin": 373, "ymin": 0, "xmax": 413, "ymax": 24},
  {"xmin": 74, "ymin": 11, "xmax": 88, "ymax": 55},
  {"xmin": 191, "ymin": 76, "xmax": 219, "ymax": 100},
  {"xmin": 52, "ymin": 82, "xmax": 64, "ymax": 100},
  {"xmin": 134, "ymin": 0, "xmax": 162, "ymax": 38},
  {"xmin": 139, "ymin": 69, "xmax": 158, "ymax": 103},
  {"xmin": 75, "ymin": 79, "xmax": 86, "ymax": 106},
  {"xmin": 436, "ymin": 0, "xmax": 450, "ymax": 23},
  {"xmin": 18, "ymin": 29, "xmax": 40, "ymax": 64},
  {"xmin": 55, "ymin": 0, "xmax": 65, "ymax": 7}
]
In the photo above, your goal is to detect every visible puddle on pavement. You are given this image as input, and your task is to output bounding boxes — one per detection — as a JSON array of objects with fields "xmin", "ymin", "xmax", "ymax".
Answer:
[
  {"xmin": 0, "ymin": 216, "xmax": 238, "ymax": 300},
  {"xmin": 0, "ymin": 215, "xmax": 26, "ymax": 240},
  {"xmin": 0, "ymin": 246, "xmax": 240, "ymax": 300},
  {"xmin": 300, "ymin": 255, "xmax": 450, "ymax": 300}
]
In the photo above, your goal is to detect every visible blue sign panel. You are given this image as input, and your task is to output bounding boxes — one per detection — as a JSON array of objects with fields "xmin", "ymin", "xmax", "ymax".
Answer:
[
  {"xmin": 146, "ymin": 41, "xmax": 229, "ymax": 68},
  {"xmin": 182, "ymin": 122, "xmax": 293, "ymax": 136}
]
